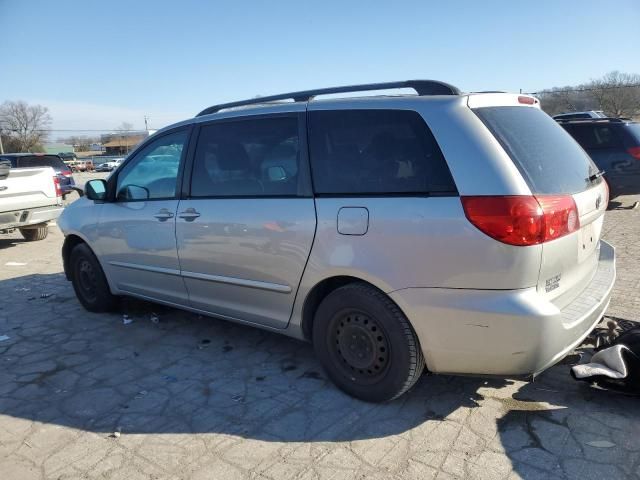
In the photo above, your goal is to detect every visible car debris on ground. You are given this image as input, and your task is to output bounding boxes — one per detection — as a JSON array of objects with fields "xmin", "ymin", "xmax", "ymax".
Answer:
[{"xmin": 572, "ymin": 326, "xmax": 640, "ymax": 394}]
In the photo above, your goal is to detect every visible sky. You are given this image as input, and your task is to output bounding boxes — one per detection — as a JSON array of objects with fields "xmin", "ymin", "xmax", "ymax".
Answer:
[{"xmin": 1, "ymin": 0, "xmax": 639, "ymax": 137}]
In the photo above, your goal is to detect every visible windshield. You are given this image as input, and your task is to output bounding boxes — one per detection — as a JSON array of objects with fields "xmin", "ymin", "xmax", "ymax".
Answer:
[{"xmin": 474, "ymin": 107, "xmax": 599, "ymax": 194}]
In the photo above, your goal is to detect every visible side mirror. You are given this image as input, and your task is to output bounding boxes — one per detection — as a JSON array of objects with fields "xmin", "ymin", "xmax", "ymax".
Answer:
[
  {"xmin": 0, "ymin": 160, "xmax": 10, "ymax": 181},
  {"xmin": 85, "ymin": 179, "xmax": 107, "ymax": 201},
  {"xmin": 267, "ymin": 166, "xmax": 287, "ymax": 181}
]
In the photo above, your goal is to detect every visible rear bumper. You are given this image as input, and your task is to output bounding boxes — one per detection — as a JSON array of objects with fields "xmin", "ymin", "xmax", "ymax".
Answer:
[
  {"xmin": 389, "ymin": 240, "xmax": 616, "ymax": 376},
  {"xmin": 0, "ymin": 205, "xmax": 63, "ymax": 230}
]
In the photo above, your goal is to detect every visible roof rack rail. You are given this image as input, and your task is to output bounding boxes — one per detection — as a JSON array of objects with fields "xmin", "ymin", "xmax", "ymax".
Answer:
[
  {"xmin": 197, "ymin": 80, "xmax": 460, "ymax": 116},
  {"xmin": 555, "ymin": 117, "xmax": 629, "ymax": 124}
]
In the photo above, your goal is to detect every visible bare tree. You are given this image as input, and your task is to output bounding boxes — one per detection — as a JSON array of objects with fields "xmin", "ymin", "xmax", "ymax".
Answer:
[
  {"xmin": 536, "ymin": 71, "xmax": 640, "ymax": 118},
  {"xmin": 57, "ymin": 135, "xmax": 100, "ymax": 152},
  {"xmin": 114, "ymin": 122, "xmax": 135, "ymax": 154},
  {"xmin": 0, "ymin": 101, "xmax": 52, "ymax": 153},
  {"xmin": 537, "ymin": 86, "xmax": 579, "ymax": 116},
  {"xmin": 116, "ymin": 121, "xmax": 134, "ymax": 132},
  {"xmin": 588, "ymin": 71, "xmax": 640, "ymax": 118}
]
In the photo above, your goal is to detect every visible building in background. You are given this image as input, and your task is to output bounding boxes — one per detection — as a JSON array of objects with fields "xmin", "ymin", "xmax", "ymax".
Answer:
[
  {"xmin": 89, "ymin": 143, "xmax": 105, "ymax": 152},
  {"xmin": 101, "ymin": 131, "xmax": 149, "ymax": 155}
]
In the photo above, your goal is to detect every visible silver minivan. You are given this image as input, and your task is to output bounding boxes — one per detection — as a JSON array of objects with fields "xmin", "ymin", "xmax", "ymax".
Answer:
[{"xmin": 58, "ymin": 81, "xmax": 616, "ymax": 402}]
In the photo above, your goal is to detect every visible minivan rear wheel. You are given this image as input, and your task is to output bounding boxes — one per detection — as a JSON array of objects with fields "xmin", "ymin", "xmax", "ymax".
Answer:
[
  {"xmin": 312, "ymin": 282, "xmax": 425, "ymax": 402},
  {"xmin": 70, "ymin": 243, "xmax": 117, "ymax": 312}
]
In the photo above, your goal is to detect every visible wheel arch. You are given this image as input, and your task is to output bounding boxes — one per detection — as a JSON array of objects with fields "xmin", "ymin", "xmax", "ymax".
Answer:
[
  {"xmin": 62, "ymin": 233, "xmax": 89, "ymax": 280},
  {"xmin": 300, "ymin": 275, "xmax": 405, "ymax": 342}
]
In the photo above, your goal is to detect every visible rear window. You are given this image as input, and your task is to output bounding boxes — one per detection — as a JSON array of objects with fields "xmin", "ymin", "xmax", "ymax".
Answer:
[
  {"xmin": 624, "ymin": 123, "xmax": 640, "ymax": 144},
  {"xmin": 308, "ymin": 109, "xmax": 456, "ymax": 195},
  {"xmin": 475, "ymin": 107, "xmax": 599, "ymax": 194},
  {"xmin": 15, "ymin": 155, "xmax": 67, "ymax": 171},
  {"xmin": 562, "ymin": 124, "xmax": 624, "ymax": 150}
]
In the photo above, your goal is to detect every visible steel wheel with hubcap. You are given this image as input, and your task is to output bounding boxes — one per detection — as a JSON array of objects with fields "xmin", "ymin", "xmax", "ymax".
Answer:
[{"xmin": 329, "ymin": 310, "xmax": 391, "ymax": 384}]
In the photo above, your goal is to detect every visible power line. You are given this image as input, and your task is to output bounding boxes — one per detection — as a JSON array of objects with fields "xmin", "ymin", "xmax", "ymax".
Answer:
[
  {"xmin": 3, "ymin": 129, "xmax": 147, "ymax": 132},
  {"xmin": 528, "ymin": 83, "xmax": 640, "ymax": 95}
]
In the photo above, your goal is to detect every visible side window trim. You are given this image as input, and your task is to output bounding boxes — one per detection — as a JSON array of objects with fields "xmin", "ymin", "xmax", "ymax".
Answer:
[
  {"xmin": 184, "ymin": 112, "xmax": 312, "ymax": 199},
  {"xmin": 107, "ymin": 125, "xmax": 193, "ymax": 202}
]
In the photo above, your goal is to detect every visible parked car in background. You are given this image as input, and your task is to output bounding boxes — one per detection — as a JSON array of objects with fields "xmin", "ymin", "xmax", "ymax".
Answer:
[
  {"xmin": 0, "ymin": 153, "xmax": 76, "ymax": 198},
  {"xmin": 553, "ymin": 110, "xmax": 607, "ymax": 120},
  {"xmin": 0, "ymin": 159, "xmax": 9, "ymax": 180},
  {"xmin": 58, "ymin": 152, "xmax": 77, "ymax": 162},
  {"xmin": 557, "ymin": 117, "xmax": 640, "ymax": 198},
  {"xmin": 59, "ymin": 81, "xmax": 615, "ymax": 402},
  {"xmin": 94, "ymin": 158, "xmax": 124, "ymax": 172},
  {"xmin": 0, "ymin": 161, "xmax": 64, "ymax": 241},
  {"xmin": 95, "ymin": 162, "xmax": 112, "ymax": 172},
  {"xmin": 67, "ymin": 159, "xmax": 95, "ymax": 172}
]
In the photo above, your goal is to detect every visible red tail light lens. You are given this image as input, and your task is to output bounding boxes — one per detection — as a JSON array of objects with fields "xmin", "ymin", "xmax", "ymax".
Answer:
[
  {"xmin": 61, "ymin": 170, "xmax": 72, "ymax": 177},
  {"xmin": 53, "ymin": 176, "xmax": 62, "ymax": 197},
  {"xmin": 627, "ymin": 147, "xmax": 640, "ymax": 160},
  {"xmin": 461, "ymin": 195, "xmax": 579, "ymax": 246},
  {"xmin": 536, "ymin": 195, "xmax": 579, "ymax": 241}
]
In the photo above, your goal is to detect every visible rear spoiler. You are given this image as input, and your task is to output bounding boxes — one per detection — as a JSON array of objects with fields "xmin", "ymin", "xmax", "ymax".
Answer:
[{"xmin": 467, "ymin": 93, "xmax": 541, "ymax": 109}]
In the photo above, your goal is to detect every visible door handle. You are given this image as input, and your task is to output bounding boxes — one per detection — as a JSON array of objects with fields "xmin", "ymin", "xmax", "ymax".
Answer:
[
  {"xmin": 179, "ymin": 208, "xmax": 200, "ymax": 221},
  {"xmin": 153, "ymin": 209, "xmax": 175, "ymax": 221}
]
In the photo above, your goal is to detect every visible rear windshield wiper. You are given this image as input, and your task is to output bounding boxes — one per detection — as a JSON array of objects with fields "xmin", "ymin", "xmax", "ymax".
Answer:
[{"xmin": 588, "ymin": 170, "xmax": 605, "ymax": 183}]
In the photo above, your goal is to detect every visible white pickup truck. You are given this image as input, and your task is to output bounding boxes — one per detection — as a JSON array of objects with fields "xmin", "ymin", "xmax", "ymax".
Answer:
[{"xmin": 0, "ymin": 160, "xmax": 64, "ymax": 241}]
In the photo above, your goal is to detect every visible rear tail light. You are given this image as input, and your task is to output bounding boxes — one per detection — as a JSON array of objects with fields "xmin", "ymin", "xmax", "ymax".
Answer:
[
  {"xmin": 53, "ymin": 176, "xmax": 62, "ymax": 197},
  {"xmin": 61, "ymin": 170, "xmax": 72, "ymax": 177},
  {"xmin": 461, "ymin": 195, "xmax": 579, "ymax": 246},
  {"xmin": 627, "ymin": 147, "xmax": 640, "ymax": 160}
]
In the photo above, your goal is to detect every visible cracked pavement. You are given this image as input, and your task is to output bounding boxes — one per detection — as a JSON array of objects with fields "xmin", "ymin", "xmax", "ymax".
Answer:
[{"xmin": 1, "ymin": 183, "xmax": 639, "ymax": 479}]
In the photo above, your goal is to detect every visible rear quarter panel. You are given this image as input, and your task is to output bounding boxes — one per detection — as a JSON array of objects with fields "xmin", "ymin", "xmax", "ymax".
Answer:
[{"xmin": 288, "ymin": 196, "xmax": 543, "ymax": 334}]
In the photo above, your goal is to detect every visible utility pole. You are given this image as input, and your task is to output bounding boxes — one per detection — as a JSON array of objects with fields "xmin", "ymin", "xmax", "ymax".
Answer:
[
  {"xmin": 144, "ymin": 115, "xmax": 149, "ymax": 131},
  {"xmin": 0, "ymin": 129, "xmax": 4, "ymax": 154}
]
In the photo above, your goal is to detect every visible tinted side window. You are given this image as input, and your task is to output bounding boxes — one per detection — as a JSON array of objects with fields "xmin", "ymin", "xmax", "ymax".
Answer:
[
  {"xmin": 116, "ymin": 130, "xmax": 187, "ymax": 201},
  {"xmin": 191, "ymin": 116, "xmax": 300, "ymax": 197},
  {"xmin": 15, "ymin": 155, "xmax": 66, "ymax": 171},
  {"xmin": 564, "ymin": 124, "xmax": 624, "ymax": 149},
  {"xmin": 308, "ymin": 110, "xmax": 456, "ymax": 195}
]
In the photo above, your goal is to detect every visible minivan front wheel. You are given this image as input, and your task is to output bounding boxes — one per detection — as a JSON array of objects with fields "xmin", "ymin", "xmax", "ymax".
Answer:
[
  {"xmin": 312, "ymin": 283, "xmax": 425, "ymax": 402},
  {"xmin": 70, "ymin": 243, "xmax": 117, "ymax": 312}
]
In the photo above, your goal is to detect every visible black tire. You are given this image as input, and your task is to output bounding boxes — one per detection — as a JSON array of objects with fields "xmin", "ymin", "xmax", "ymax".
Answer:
[
  {"xmin": 70, "ymin": 243, "xmax": 117, "ymax": 312},
  {"xmin": 312, "ymin": 282, "xmax": 425, "ymax": 402},
  {"xmin": 20, "ymin": 225, "xmax": 48, "ymax": 241}
]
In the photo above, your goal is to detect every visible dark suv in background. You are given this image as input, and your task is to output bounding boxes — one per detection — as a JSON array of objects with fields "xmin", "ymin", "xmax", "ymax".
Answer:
[
  {"xmin": 0, "ymin": 153, "xmax": 76, "ymax": 197},
  {"xmin": 557, "ymin": 118, "xmax": 640, "ymax": 198}
]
